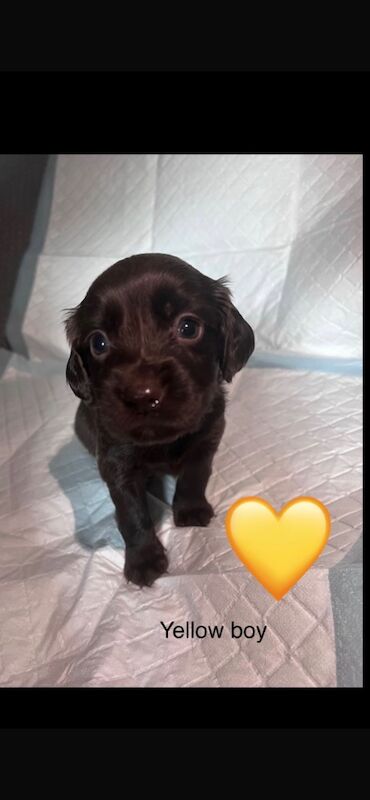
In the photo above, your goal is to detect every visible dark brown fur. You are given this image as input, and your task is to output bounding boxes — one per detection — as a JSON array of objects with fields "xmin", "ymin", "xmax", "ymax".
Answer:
[{"xmin": 65, "ymin": 254, "xmax": 254, "ymax": 586}]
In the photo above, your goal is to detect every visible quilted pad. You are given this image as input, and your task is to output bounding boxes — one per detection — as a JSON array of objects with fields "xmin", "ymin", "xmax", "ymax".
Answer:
[
  {"xmin": 0, "ymin": 352, "xmax": 361, "ymax": 686},
  {"xmin": 0, "ymin": 154, "xmax": 362, "ymax": 687}
]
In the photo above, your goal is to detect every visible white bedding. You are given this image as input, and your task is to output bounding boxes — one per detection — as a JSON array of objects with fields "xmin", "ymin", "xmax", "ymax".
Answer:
[{"xmin": 0, "ymin": 154, "xmax": 362, "ymax": 686}]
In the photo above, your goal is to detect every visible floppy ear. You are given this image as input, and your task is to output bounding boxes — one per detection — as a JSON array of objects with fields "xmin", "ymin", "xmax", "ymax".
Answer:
[
  {"xmin": 64, "ymin": 305, "xmax": 93, "ymax": 404},
  {"xmin": 66, "ymin": 349, "xmax": 93, "ymax": 403},
  {"xmin": 214, "ymin": 278, "xmax": 255, "ymax": 383}
]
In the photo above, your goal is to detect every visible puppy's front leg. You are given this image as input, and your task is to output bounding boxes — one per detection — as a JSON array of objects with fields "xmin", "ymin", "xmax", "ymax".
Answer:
[
  {"xmin": 173, "ymin": 453, "xmax": 216, "ymax": 528},
  {"xmin": 99, "ymin": 452, "xmax": 168, "ymax": 587},
  {"xmin": 173, "ymin": 412, "xmax": 225, "ymax": 528}
]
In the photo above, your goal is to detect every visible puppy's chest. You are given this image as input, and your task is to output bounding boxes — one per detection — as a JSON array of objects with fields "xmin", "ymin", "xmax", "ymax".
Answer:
[{"xmin": 139, "ymin": 438, "xmax": 194, "ymax": 476}]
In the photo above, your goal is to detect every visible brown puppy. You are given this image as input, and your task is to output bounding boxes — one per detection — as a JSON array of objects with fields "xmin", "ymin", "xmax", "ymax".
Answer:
[{"xmin": 65, "ymin": 254, "xmax": 254, "ymax": 586}]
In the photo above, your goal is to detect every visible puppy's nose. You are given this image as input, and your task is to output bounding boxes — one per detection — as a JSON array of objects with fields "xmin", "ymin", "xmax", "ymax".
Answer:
[{"xmin": 124, "ymin": 384, "xmax": 164, "ymax": 414}]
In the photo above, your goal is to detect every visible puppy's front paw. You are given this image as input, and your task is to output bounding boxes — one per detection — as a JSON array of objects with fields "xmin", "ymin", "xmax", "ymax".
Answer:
[
  {"xmin": 124, "ymin": 539, "xmax": 168, "ymax": 587},
  {"xmin": 173, "ymin": 499, "xmax": 215, "ymax": 527}
]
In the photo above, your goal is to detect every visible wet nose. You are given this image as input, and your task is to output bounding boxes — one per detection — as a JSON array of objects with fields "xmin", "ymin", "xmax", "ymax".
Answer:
[{"xmin": 124, "ymin": 382, "xmax": 165, "ymax": 414}]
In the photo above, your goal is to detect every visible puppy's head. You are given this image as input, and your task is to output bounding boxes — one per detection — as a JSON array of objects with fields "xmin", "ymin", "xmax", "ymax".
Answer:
[{"xmin": 65, "ymin": 254, "xmax": 254, "ymax": 445}]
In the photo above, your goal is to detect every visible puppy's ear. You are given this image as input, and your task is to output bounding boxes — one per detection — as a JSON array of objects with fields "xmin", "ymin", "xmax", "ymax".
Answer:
[
  {"xmin": 64, "ymin": 305, "xmax": 93, "ymax": 404},
  {"xmin": 66, "ymin": 349, "xmax": 93, "ymax": 403},
  {"xmin": 214, "ymin": 277, "xmax": 255, "ymax": 383}
]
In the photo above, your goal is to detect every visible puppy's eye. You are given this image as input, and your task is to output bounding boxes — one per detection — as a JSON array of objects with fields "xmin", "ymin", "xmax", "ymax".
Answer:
[
  {"xmin": 90, "ymin": 331, "xmax": 109, "ymax": 356},
  {"xmin": 177, "ymin": 317, "xmax": 200, "ymax": 339}
]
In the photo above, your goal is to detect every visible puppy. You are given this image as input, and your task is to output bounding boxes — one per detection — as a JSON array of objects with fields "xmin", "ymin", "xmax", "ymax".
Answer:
[{"xmin": 65, "ymin": 254, "xmax": 254, "ymax": 586}]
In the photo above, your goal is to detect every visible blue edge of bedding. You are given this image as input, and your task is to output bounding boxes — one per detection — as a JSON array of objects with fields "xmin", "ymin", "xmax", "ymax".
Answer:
[{"xmin": 250, "ymin": 352, "xmax": 362, "ymax": 376}]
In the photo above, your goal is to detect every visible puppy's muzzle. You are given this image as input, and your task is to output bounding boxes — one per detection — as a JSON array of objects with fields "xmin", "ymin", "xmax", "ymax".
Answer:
[{"xmin": 121, "ymin": 361, "xmax": 171, "ymax": 415}]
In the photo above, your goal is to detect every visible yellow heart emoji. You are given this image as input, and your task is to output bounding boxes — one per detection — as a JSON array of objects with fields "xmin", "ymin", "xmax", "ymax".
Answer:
[{"xmin": 225, "ymin": 496, "xmax": 331, "ymax": 600}]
